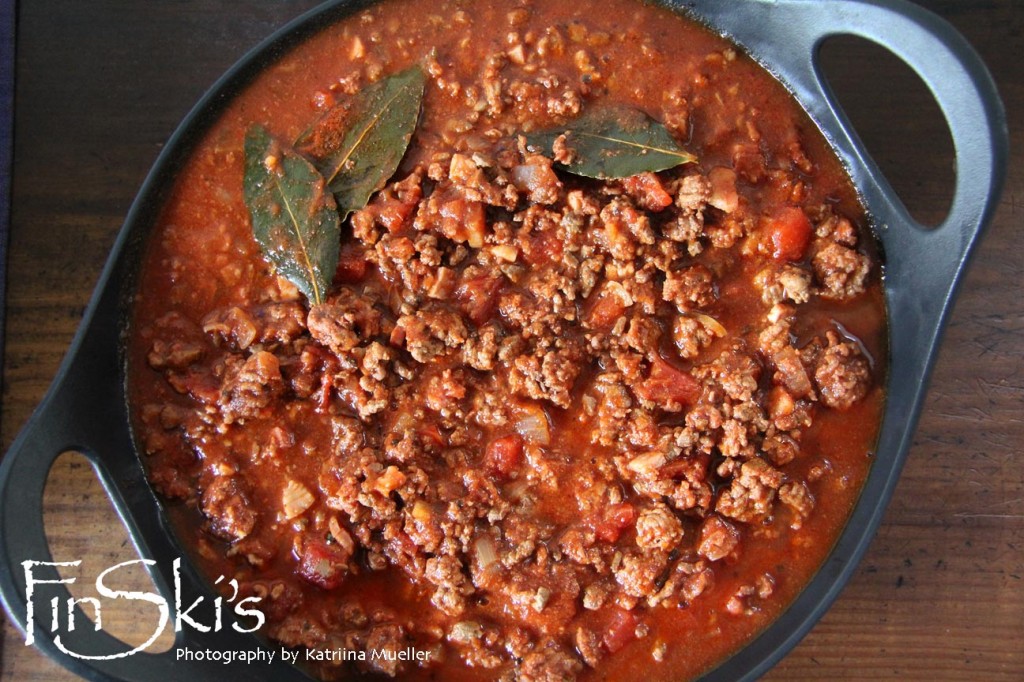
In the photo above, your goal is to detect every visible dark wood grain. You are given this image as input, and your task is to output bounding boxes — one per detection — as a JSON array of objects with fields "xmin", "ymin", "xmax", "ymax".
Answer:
[{"xmin": 3, "ymin": 1, "xmax": 1021, "ymax": 680}]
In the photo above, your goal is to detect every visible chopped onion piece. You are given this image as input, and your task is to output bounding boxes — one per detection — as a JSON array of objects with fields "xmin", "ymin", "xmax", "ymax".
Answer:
[
  {"xmin": 707, "ymin": 167, "xmax": 739, "ymax": 213},
  {"xmin": 391, "ymin": 412, "xmax": 415, "ymax": 434},
  {"xmin": 627, "ymin": 451, "xmax": 667, "ymax": 475},
  {"xmin": 202, "ymin": 307, "xmax": 257, "ymax": 350},
  {"xmin": 282, "ymin": 480, "xmax": 315, "ymax": 520},
  {"xmin": 691, "ymin": 312, "xmax": 727, "ymax": 337},
  {"xmin": 450, "ymin": 621, "xmax": 484, "ymax": 643},
  {"xmin": 328, "ymin": 516, "xmax": 355, "ymax": 555},
  {"xmin": 474, "ymin": 535, "xmax": 499, "ymax": 570},
  {"xmin": 532, "ymin": 586, "xmax": 552, "ymax": 612},
  {"xmin": 491, "ymin": 244, "xmax": 519, "ymax": 262},
  {"xmin": 374, "ymin": 465, "xmax": 407, "ymax": 495},
  {"xmin": 505, "ymin": 480, "xmax": 531, "ymax": 503},
  {"xmin": 411, "ymin": 500, "xmax": 433, "ymax": 522},
  {"xmin": 514, "ymin": 405, "xmax": 551, "ymax": 445}
]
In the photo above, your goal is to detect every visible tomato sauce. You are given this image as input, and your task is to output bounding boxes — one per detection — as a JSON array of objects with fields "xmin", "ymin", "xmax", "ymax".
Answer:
[{"xmin": 128, "ymin": 0, "xmax": 887, "ymax": 679}]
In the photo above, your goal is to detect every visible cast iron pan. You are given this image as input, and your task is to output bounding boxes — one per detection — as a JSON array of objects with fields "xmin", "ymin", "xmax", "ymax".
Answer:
[{"xmin": 0, "ymin": 0, "xmax": 1007, "ymax": 680}]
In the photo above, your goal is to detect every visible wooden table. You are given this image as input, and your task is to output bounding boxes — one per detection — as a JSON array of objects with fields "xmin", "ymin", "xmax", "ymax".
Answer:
[{"xmin": 3, "ymin": 1, "xmax": 1021, "ymax": 680}]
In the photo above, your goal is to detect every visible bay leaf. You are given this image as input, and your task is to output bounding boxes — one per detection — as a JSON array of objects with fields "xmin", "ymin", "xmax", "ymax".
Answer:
[
  {"xmin": 244, "ymin": 124, "xmax": 340, "ymax": 306},
  {"xmin": 297, "ymin": 65, "xmax": 426, "ymax": 217},
  {"xmin": 527, "ymin": 106, "xmax": 697, "ymax": 179}
]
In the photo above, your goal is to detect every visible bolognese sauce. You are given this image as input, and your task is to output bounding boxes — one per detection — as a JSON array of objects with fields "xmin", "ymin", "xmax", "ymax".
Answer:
[{"xmin": 129, "ymin": 0, "xmax": 887, "ymax": 679}]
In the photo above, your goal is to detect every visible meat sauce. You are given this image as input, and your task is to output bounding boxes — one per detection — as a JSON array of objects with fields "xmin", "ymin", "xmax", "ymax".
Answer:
[{"xmin": 128, "ymin": 0, "xmax": 887, "ymax": 679}]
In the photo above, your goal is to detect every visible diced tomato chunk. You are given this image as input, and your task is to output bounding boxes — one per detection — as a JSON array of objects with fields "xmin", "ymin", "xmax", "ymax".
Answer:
[
  {"xmin": 455, "ymin": 274, "xmax": 505, "ymax": 325},
  {"xmin": 355, "ymin": 180, "xmax": 422, "ymax": 235},
  {"xmin": 658, "ymin": 453, "xmax": 710, "ymax": 481},
  {"xmin": 523, "ymin": 230, "xmax": 565, "ymax": 266},
  {"xmin": 602, "ymin": 609, "xmax": 638, "ymax": 653},
  {"xmin": 377, "ymin": 199, "xmax": 415, "ymax": 233},
  {"xmin": 484, "ymin": 433, "xmax": 525, "ymax": 479},
  {"xmin": 594, "ymin": 503, "xmax": 636, "ymax": 543},
  {"xmin": 333, "ymin": 242, "xmax": 368, "ymax": 283},
  {"xmin": 584, "ymin": 284, "xmax": 629, "ymax": 329},
  {"xmin": 765, "ymin": 206, "xmax": 812, "ymax": 261},
  {"xmin": 297, "ymin": 539, "xmax": 350, "ymax": 590},
  {"xmin": 176, "ymin": 369, "xmax": 221, "ymax": 405},
  {"xmin": 634, "ymin": 356, "xmax": 700, "ymax": 408},
  {"xmin": 622, "ymin": 172, "xmax": 673, "ymax": 212},
  {"xmin": 315, "ymin": 371, "xmax": 333, "ymax": 411},
  {"xmin": 440, "ymin": 198, "xmax": 486, "ymax": 248},
  {"xmin": 418, "ymin": 423, "xmax": 447, "ymax": 449}
]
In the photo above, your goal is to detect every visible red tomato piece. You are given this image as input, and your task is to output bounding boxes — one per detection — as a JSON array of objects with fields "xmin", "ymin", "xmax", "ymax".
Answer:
[
  {"xmin": 440, "ymin": 198, "xmax": 486, "ymax": 247},
  {"xmin": 333, "ymin": 242, "xmax": 368, "ymax": 283},
  {"xmin": 418, "ymin": 423, "xmax": 447, "ymax": 449},
  {"xmin": 634, "ymin": 356, "xmax": 701, "ymax": 408},
  {"xmin": 455, "ymin": 274, "xmax": 505, "ymax": 325},
  {"xmin": 595, "ymin": 503, "xmax": 637, "ymax": 543},
  {"xmin": 602, "ymin": 609, "xmax": 639, "ymax": 653},
  {"xmin": 584, "ymin": 285, "xmax": 628, "ymax": 329},
  {"xmin": 484, "ymin": 433, "xmax": 525, "ymax": 479},
  {"xmin": 297, "ymin": 539, "xmax": 350, "ymax": 590},
  {"xmin": 522, "ymin": 230, "xmax": 565, "ymax": 266},
  {"xmin": 376, "ymin": 195, "xmax": 418, "ymax": 233},
  {"xmin": 622, "ymin": 172, "xmax": 673, "ymax": 212},
  {"xmin": 765, "ymin": 206, "xmax": 812, "ymax": 261}
]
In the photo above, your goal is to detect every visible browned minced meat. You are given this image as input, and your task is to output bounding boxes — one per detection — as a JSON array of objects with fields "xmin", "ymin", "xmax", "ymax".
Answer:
[
  {"xmin": 813, "ymin": 241, "xmax": 870, "ymax": 300},
  {"xmin": 201, "ymin": 475, "xmax": 256, "ymax": 542},
  {"xmin": 132, "ymin": 2, "xmax": 885, "ymax": 681},
  {"xmin": 218, "ymin": 351, "xmax": 284, "ymax": 424},
  {"xmin": 715, "ymin": 459, "xmax": 784, "ymax": 524},
  {"xmin": 814, "ymin": 331, "xmax": 873, "ymax": 410},
  {"xmin": 663, "ymin": 264, "xmax": 717, "ymax": 311}
]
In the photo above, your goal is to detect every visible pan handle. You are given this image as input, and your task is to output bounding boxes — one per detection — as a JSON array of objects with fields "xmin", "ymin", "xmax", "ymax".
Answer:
[
  {"xmin": 0, "ymin": 333, "xmax": 302, "ymax": 680},
  {"xmin": 0, "ymin": 381, "xmax": 176, "ymax": 680},
  {"xmin": 809, "ymin": 0, "xmax": 1007, "ymax": 331},
  {"xmin": 691, "ymin": 0, "xmax": 1008, "ymax": 329}
]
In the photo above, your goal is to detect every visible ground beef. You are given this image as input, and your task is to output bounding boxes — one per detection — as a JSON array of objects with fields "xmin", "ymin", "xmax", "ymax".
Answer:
[
  {"xmin": 201, "ymin": 475, "xmax": 256, "ymax": 542},
  {"xmin": 635, "ymin": 503, "xmax": 684, "ymax": 552},
  {"xmin": 219, "ymin": 351, "xmax": 284, "ymax": 423},
  {"xmin": 756, "ymin": 264, "xmax": 813, "ymax": 305},
  {"xmin": 307, "ymin": 291, "xmax": 383, "ymax": 362},
  {"xmin": 672, "ymin": 315, "xmax": 714, "ymax": 359},
  {"xmin": 663, "ymin": 264, "xmax": 717, "ymax": 310},
  {"xmin": 697, "ymin": 347, "xmax": 762, "ymax": 402},
  {"xmin": 715, "ymin": 459, "xmax": 783, "ymax": 524},
  {"xmin": 463, "ymin": 324, "xmax": 502, "ymax": 370},
  {"xmin": 363, "ymin": 623, "xmax": 409, "ymax": 676},
  {"xmin": 508, "ymin": 338, "xmax": 583, "ymax": 408},
  {"xmin": 813, "ymin": 241, "xmax": 870, "ymax": 299},
  {"xmin": 133, "ymin": 6, "xmax": 885, "ymax": 679},
  {"xmin": 814, "ymin": 331, "xmax": 872, "ymax": 409},
  {"xmin": 148, "ymin": 339, "xmax": 204, "ymax": 370},
  {"xmin": 425, "ymin": 555, "xmax": 474, "ymax": 617},
  {"xmin": 697, "ymin": 515, "xmax": 740, "ymax": 561},
  {"xmin": 396, "ymin": 309, "xmax": 469, "ymax": 363},
  {"xmin": 614, "ymin": 550, "xmax": 669, "ymax": 599},
  {"xmin": 779, "ymin": 480, "xmax": 815, "ymax": 529},
  {"xmin": 575, "ymin": 627, "xmax": 602, "ymax": 667},
  {"xmin": 518, "ymin": 640, "xmax": 583, "ymax": 682}
]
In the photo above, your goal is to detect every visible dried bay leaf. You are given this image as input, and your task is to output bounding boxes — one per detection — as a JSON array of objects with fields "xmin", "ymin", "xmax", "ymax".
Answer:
[
  {"xmin": 527, "ymin": 106, "xmax": 697, "ymax": 179},
  {"xmin": 244, "ymin": 125, "xmax": 340, "ymax": 306},
  {"xmin": 298, "ymin": 65, "xmax": 426, "ymax": 218}
]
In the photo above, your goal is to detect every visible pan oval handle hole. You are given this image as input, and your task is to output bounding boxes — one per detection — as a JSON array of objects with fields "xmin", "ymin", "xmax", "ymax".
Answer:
[
  {"xmin": 40, "ymin": 450, "xmax": 176, "ymax": 655},
  {"xmin": 819, "ymin": 34, "xmax": 955, "ymax": 229}
]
